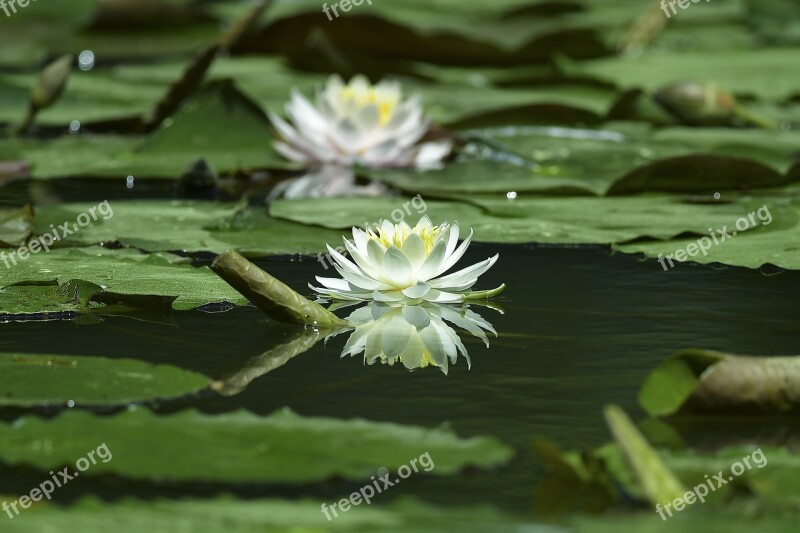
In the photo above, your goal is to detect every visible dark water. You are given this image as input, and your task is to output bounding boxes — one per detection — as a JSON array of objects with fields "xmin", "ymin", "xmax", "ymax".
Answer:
[{"xmin": 0, "ymin": 243, "xmax": 798, "ymax": 515}]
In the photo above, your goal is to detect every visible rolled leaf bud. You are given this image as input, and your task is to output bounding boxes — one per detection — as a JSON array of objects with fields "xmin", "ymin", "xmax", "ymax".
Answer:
[{"xmin": 30, "ymin": 54, "xmax": 74, "ymax": 112}]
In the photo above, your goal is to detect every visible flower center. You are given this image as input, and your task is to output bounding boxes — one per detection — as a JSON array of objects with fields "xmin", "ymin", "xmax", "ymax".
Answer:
[
  {"xmin": 367, "ymin": 224, "xmax": 441, "ymax": 254},
  {"xmin": 340, "ymin": 86, "xmax": 399, "ymax": 126}
]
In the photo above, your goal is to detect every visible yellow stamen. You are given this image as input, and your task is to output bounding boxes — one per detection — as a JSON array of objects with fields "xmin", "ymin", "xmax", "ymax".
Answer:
[
  {"xmin": 340, "ymin": 86, "xmax": 398, "ymax": 126},
  {"xmin": 367, "ymin": 224, "xmax": 441, "ymax": 254}
]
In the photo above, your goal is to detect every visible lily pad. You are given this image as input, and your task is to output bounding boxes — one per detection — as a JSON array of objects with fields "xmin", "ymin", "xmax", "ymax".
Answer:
[
  {"xmin": 0, "ymin": 205, "xmax": 34, "ymax": 246},
  {"xmin": 617, "ymin": 191, "xmax": 800, "ymax": 270},
  {"xmin": 0, "ymin": 247, "xmax": 248, "ymax": 312},
  {"xmin": 0, "ymin": 496, "xmax": 546, "ymax": 533},
  {"xmin": 563, "ymin": 47, "xmax": 800, "ymax": 101},
  {"xmin": 0, "ymin": 408, "xmax": 513, "ymax": 483},
  {"xmin": 2, "ymin": 81, "xmax": 290, "ymax": 180},
  {"xmin": 270, "ymin": 195, "xmax": 772, "ymax": 245},
  {"xmin": 32, "ymin": 201, "xmax": 342, "ymax": 256},
  {"xmin": 0, "ymin": 280, "xmax": 103, "ymax": 317},
  {"xmin": 639, "ymin": 349, "xmax": 800, "ymax": 416},
  {"xmin": 0, "ymin": 352, "xmax": 210, "ymax": 407}
]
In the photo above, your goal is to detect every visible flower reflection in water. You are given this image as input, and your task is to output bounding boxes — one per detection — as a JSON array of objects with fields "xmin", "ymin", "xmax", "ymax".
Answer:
[{"xmin": 337, "ymin": 301, "xmax": 498, "ymax": 374}]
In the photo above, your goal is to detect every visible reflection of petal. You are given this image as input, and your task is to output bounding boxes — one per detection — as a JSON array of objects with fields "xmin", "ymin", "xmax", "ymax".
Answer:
[
  {"xmin": 336, "ymin": 301, "xmax": 497, "ymax": 372},
  {"xmin": 402, "ymin": 305, "xmax": 431, "ymax": 329},
  {"xmin": 381, "ymin": 314, "xmax": 415, "ymax": 358},
  {"xmin": 269, "ymin": 165, "xmax": 389, "ymax": 200},
  {"xmin": 399, "ymin": 335, "xmax": 426, "ymax": 371},
  {"xmin": 418, "ymin": 323, "xmax": 449, "ymax": 370}
]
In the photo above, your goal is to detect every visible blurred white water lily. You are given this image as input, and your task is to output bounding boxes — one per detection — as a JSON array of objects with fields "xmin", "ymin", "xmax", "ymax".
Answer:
[
  {"xmin": 339, "ymin": 302, "xmax": 497, "ymax": 373},
  {"xmin": 266, "ymin": 164, "xmax": 387, "ymax": 200},
  {"xmin": 311, "ymin": 216, "xmax": 505, "ymax": 303},
  {"xmin": 269, "ymin": 75, "xmax": 452, "ymax": 170}
]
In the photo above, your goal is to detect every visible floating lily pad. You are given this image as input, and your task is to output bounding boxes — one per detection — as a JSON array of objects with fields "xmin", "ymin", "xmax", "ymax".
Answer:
[
  {"xmin": 0, "ymin": 247, "xmax": 248, "ymax": 312},
  {"xmin": 270, "ymin": 195, "xmax": 772, "ymax": 245},
  {"xmin": 617, "ymin": 192, "xmax": 800, "ymax": 270},
  {"xmin": 0, "ymin": 205, "xmax": 33, "ymax": 246},
  {"xmin": 2, "ymin": 81, "xmax": 290, "ymax": 180},
  {"xmin": 368, "ymin": 126, "xmax": 799, "ymax": 197},
  {"xmin": 0, "ymin": 352, "xmax": 210, "ymax": 407},
  {"xmin": 0, "ymin": 408, "xmax": 513, "ymax": 482},
  {"xmin": 0, "ymin": 280, "xmax": 103, "ymax": 317},
  {"xmin": 0, "ymin": 496, "xmax": 544, "ymax": 533},
  {"xmin": 639, "ymin": 349, "xmax": 800, "ymax": 416},
  {"xmin": 564, "ymin": 47, "xmax": 800, "ymax": 101},
  {"xmin": 31, "ymin": 201, "xmax": 342, "ymax": 256}
]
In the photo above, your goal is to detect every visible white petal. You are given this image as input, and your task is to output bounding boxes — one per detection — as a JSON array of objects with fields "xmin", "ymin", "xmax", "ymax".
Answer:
[
  {"xmin": 434, "ymin": 228, "xmax": 473, "ymax": 278},
  {"xmin": 414, "ymin": 140, "xmax": 452, "ymax": 169},
  {"xmin": 327, "ymin": 244, "xmax": 361, "ymax": 275},
  {"xmin": 343, "ymin": 238, "xmax": 383, "ymax": 280},
  {"xmin": 429, "ymin": 255, "xmax": 498, "ymax": 290},
  {"xmin": 414, "ymin": 215, "xmax": 433, "ymax": 231},
  {"xmin": 335, "ymin": 265, "xmax": 392, "ymax": 291},
  {"xmin": 372, "ymin": 290, "xmax": 405, "ymax": 302},
  {"xmin": 402, "ymin": 305, "xmax": 431, "ymax": 328},
  {"xmin": 444, "ymin": 224, "xmax": 460, "ymax": 260},
  {"xmin": 310, "ymin": 284, "xmax": 371, "ymax": 301},
  {"xmin": 273, "ymin": 141, "xmax": 315, "ymax": 164},
  {"xmin": 423, "ymin": 289, "xmax": 464, "ymax": 304},
  {"xmin": 352, "ymin": 227, "xmax": 368, "ymax": 252},
  {"xmin": 366, "ymin": 239, "xmax": 386, "ymax": 269},
  {"xmin": 416, "ymin": 238, "xmax": 447, "ymax": 281},
  {"xmin": 401, "ymin": 233, "xmax": 427, "ymax": 269},
  {"xmin": 314, "ymin": 276, "xmax": 350, "ymax": 291},
  {"xmin": 401, "ymin": 282, "xmax": 431, "ymax": 300},
  {"xmin": 382, "ymin": 246, "xmax": 415, "ymax": 287},
  {"xmin": 287, "ymin": 90, "xmax": 329, "ymax": 134}
]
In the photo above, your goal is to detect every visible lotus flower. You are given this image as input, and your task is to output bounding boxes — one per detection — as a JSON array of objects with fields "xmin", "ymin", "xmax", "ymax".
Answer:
[
  {"xmin": 269, "ymin": 75, "xmax": 452, "ymax": 170},
  {"xmin": 339, "ymin": 301, "xmax": 497, "ymax": 373},
  {"xmin": 311, "ymin": 216, "xmax": 504, "ymax": 303}
]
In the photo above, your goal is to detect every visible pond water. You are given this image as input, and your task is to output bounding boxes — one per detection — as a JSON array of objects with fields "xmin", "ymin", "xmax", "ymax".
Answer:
[{"xmin": 2, "ymin": 242, "xmax": 797, "ymax": 515}]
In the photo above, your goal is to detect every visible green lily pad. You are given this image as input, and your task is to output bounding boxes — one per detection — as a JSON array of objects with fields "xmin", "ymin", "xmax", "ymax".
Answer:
[
  {"xmin": 0, "ymin": 280, "xmax": 103, "ymax": 317},
  {"xmin": 31, "ymin": 201, "xmax": 342, "ymax": 256},
  {"xmin": 270, "ymin": 195, "xmax": 772, "ymax": 245},
  {"xmin": 563, "ymin": 47, "xmax": 800, "ymax": 101},
  {"xmin": 3, "ymin": 80, "xmax": 290, "ymax": 180},
  {"xmin": 0, "ymin": 205, "xmax": 34, "ymax": 246},
  {"xmin": 617, "ymin": 191, "xmax": 800, "ymax": 270},
  {"xmin": 639, "ymin": 349, "xmax": 800, "ymax": 416},
  {"xmin": 0, "ymin": 408, "xmax": 513, "ymax": 482},
  {"xmin": 0, "ymin": 247, "xmax": 248, "ymax": 312},
  {"xmin": 134, "ymin": 79, "xmax": 289, "ymax": 172},
  {"xmin": 0, "ymin": 496, "xmax": 546, "ymax": 533},
  {"xmin": 0, "ymin": 352, "xmax": 210, "ymax": 407},
  {"xmin": 368, "ymin": 126, "xmax": 798, "ymax": 198}
]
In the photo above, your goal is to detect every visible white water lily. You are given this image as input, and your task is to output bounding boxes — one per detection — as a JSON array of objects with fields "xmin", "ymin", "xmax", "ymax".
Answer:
[
  {"xmin": 339, "ymin": 302, "xmax": 497, "ymax": 373},
  {"xmin": 269, "ymin": 75, "xmax": 452, "ymax": 170},
  {"xmin": 311, "ymin": 216, "xmax": 504, "ymax": 303}
]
